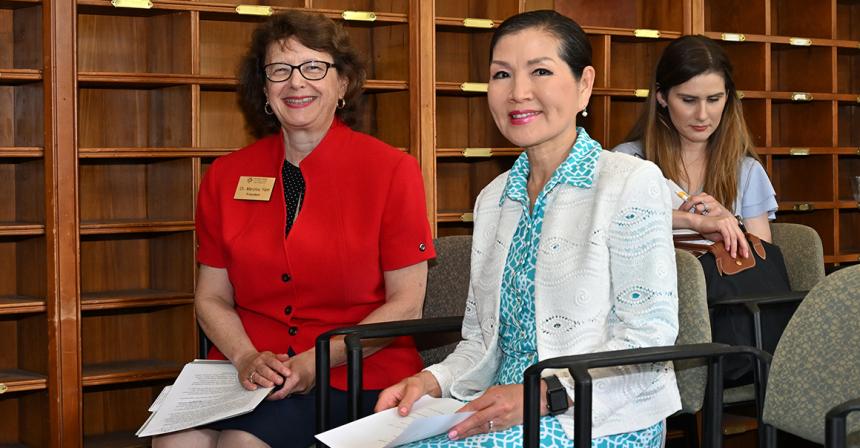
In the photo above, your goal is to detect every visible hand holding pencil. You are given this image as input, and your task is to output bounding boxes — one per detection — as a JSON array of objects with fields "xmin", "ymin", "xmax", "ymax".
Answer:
[{"xmin": 676, "ymin": 191, "xmax": 726, "ymax": 217}]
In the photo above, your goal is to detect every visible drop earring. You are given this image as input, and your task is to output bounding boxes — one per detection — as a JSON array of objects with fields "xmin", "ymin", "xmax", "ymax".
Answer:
[
  {"xmin": 264, "ymin": 101, "xmax": 273, "ymax": 115},
  {"xmin": 581, "ymin": 108, "xmax": 588, "ymax": 118}
]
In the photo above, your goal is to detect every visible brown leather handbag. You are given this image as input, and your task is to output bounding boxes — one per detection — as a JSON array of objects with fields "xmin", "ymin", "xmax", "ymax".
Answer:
[{"xmin": 674, "ymin": 232, "xmax": 793, "ymax": 384}]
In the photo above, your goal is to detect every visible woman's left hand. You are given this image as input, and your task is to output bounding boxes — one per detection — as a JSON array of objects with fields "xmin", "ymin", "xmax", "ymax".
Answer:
[
  {"xmin": 268, "ymin": 350, "xmax": 316, "ymax": 400},
  {"xmin": 681, "ymin": 192, "xmax": 727, "ymax": 217},
  {"xmin": 446, "ymin": 384, "xmax": 527, "ymax": 440}
]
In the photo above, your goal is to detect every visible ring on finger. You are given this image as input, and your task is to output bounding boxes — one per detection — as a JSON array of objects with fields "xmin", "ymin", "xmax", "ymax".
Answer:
[
  {"xmin": 248, "ymin": 371, "xmax": 257, "ymax": 383},
  {"xmin": 488, "ymin": 420, "xmax": 495, "ymax": 432}
]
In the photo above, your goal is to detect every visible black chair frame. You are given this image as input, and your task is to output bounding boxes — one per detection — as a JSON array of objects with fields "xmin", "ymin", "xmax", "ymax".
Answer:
[
  {"xmin": 710, "ymin": 290, "xmax": 808, "ymax": 352},
  {"xmin": 523, "ymin": 343, "xmax": 772, "ymax": 448},
  {"xmin": 315, "ymin": 316, "xmax": 463, "ymax": 436},
  {"xmin": 826, "ymin": 398, "xmax": 860, "ymax": 448}
]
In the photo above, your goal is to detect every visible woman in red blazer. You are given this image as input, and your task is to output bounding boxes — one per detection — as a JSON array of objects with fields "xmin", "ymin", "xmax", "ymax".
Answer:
[{"xmin": 154, "ymin": 10, "xmax": 434, "ymax": 448}]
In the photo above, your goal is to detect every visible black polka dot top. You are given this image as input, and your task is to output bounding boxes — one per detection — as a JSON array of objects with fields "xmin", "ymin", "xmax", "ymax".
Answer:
[{"xmin": 282, "ymin": 160, "xmax": 305, "ymax": 236}]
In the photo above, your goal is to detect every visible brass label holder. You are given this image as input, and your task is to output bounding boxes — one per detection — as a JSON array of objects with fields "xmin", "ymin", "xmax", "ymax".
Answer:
[
  {"xmin": 463, "ymin": 148, "xmax": 492, "ymax": 157},
  {"xmin": 633, "ymin": 29, "xmax": 660, "ymax": 38},
  {"xmin": 721, "ymin": 33, "xmax": 746, "ymax": 42},
  {"xmin": 463, "ymin": 18, "xmax": 494, "ymax": 28},
  {"xmin": 342, "ymin": 11, "xmax": 377, "ymax": 21},
  {"xmin": 236, "ymin": 5, "xmax": 273, "ymax": 16},
  {"xmin": 460, "ymin": 82, "xmax": 488, "ymax": 93},
  {"xmin": 111, "ymin": 0, "xmax": 152, "ymax": 9}
]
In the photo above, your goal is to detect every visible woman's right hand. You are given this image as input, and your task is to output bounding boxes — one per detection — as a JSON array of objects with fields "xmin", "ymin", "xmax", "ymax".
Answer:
[
  {"xmin": 374, "ymin": 371, "xmax": 442, "ymax": 416},
  {"xmin": 691, "ymin": 213, "xmax": 750, "ymax": 259},
  {"xmin": 236, "ymin": 350, "xmax": 291, "ymax": 392}
]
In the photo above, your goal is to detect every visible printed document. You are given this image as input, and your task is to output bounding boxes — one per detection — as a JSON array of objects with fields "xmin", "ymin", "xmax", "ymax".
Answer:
[
  {"xmin": 137, "ymin": 360, "xmax": 272, "ymax": 437},
  {"xmin": 315, "ymin": 396, "xmax": 473, "ymax": 448}
]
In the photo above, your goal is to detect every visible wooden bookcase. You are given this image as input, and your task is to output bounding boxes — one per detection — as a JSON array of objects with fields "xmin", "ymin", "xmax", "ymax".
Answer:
[
  {"xmin": 0, "ymin": 0, "xmax": 856, "ymax": 446},
  {"xmin": 1, "ymin": 0, "xmax": 50, "ymax": 446},
  {"xmin": 431, "ymin": 0, "xmax": 690, "ymax": 236},
  {"xmin": 701, "ymin": 0, "xmax": 860, "ymax": 264}
]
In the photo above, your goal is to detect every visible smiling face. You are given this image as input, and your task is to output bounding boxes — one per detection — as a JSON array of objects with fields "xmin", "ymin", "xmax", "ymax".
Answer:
[
  {"xmin": 659, "ymin": 71, "xmax": 728, "ymax": 149},
  {"xmin": 487, "ymin": 28, "xmax": 593, "ymax": 152},
  {"xmin": 263, "ymin": 37, "xmax": 348, "ymax": 135}
]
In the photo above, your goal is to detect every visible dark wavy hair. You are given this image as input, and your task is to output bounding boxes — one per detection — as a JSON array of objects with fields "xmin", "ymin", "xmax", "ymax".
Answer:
[
  {"xmin": 237, "ymin": 10, "xmax": 366, "ymax": 138},
  {"xmin": 489, "ymin": 10, "xmax": 592, "ymax": 80}
]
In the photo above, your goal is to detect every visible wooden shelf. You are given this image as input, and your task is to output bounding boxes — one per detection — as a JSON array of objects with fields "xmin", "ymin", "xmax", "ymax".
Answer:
[
  {"xmin": 0, "ymin": 369, "xmax": 47, "ymax": 393},
  {"xmin": 78, "ymin": 147, "xmax": 230, "ymax": 158},
  {"xmin": 0, "ymin": 69, "xmax": 41, "ymax": 84},
  {"xmin": 703, "ymin": 31, "xmax": 771, "ymax": 44},
  {"xmin": 435, "ymin": 81, "xmax": 489, "ymax": 96},
  {"xmin": 81, "ymin": 359, "xmax": 183, "ymax": 387},
  {"xmin": 0, "ymin": 224, "xmax": 44, "ymax": 236},
  {"xmin": 758, "ymin": 147, "xmax": 839, "ymax": 155},
  {"xmin": 435, "ymin": 16, "xmax": 501, "ymax": 28},
  {"xmin": 77, "ymin": 72, "xmax": 410, "ymax": 91},
  {"xmin": 81, "ymin": 289, "xmax": 194, "ymax": 311},
  {"xmin": 363, "ymin": 79, "xmax": 409, "ymax": 91},
  {"xmin": 77, "ymin": 72, "xmax": 198, "ymax": 87},
  {"xmin": 436, "ymin": 147, "xmax": 522, "ymax": 157},
  {"xmin": 78, "ymin": 221, "xmax": 195, "ymax": 236},
  {"xmin": 777, "ymin": 201, "xmax": 837, "ymax": 211},
  {"xmin": 0, "ymin": 0, "xmax": 41, "ymax": 7},
  {"xmin": 0, "ymin": 295, "xmax": 45, "ymax": 314},
  {"xmin": 0, "ymin": 147, "xmax": 43, "ymax": 157},
  {"xmin": 436, "ymin": 211, "xmax": 474, "ymax": 223}
]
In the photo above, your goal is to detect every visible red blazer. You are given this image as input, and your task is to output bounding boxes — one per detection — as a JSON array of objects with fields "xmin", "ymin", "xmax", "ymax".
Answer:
[{"xmin": 196, "ymin": 119, "xmax": 435, "ymax": 390}]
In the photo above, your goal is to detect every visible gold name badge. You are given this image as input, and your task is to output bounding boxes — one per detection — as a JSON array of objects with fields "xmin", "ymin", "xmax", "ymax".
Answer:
[{"xmin": 234, "ymin": 176, "xmax": 276, "ymax": 201}]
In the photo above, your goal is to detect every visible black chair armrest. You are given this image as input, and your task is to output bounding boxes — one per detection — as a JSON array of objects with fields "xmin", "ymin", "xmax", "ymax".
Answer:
[
  {"xmin": 709, "ymin": 290, "xmax": 808, "ymax": 350},
  {"xmin": 315, "ymin": 316, "xmax": 463, "ymax": 434},
  {"xmin": 709, "ymin": 290, "xmax": 808, "ymax": 307},
  {"xmin": 522, "ymin": 343, "xmax": 771, "ymax": 448},
  {"xmin": 826, "ymin": 397, "xmax": 860, "ymax": 448},
  {"xmin": 198, "ymin": 326, "xmax": 212, "ymax": 359}
]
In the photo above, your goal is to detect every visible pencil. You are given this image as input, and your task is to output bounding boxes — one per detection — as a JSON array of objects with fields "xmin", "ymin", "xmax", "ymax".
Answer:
[{"xmin": 677, "ymin": 191, "xmax": 696, "ymax": 213}]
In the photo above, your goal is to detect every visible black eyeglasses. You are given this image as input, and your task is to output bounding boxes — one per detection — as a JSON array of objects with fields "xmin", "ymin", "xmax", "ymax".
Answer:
[{"xmin": 263, "ymin": 60, "xmax": 337, "ymax": 82}]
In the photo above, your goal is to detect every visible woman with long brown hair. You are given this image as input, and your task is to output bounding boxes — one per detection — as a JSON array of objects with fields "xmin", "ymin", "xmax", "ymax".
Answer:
[{"xmin": 615, "ymin": 35, "xmax": 777, "ymax": 259}]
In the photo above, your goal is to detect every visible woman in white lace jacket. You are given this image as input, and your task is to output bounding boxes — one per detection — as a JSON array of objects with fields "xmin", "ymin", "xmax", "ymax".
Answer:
[{"xmin": 375, "ymin": 10, "xmax": 681, "ymax": 447}]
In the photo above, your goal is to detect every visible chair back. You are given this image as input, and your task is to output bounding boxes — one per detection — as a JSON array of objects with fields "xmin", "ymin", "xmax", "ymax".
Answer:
[
  {"xmin": 770, "ymin": 222, "xmax": 825, "ymax": 291},
  {"xmin": 762, "ymin": 264, "xmax": 860, "ymax": 444},
  {"xmin": 673, "ymin": 248, "xmax": 711, "ymax": 414},
  {"xmin": 416, "ymin": 235, "xmax": 472, "ymax": 365}
]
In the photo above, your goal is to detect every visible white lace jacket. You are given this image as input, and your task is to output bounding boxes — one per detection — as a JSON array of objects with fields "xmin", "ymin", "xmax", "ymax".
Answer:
[{"xmin": 424, "ymin": 150, "xmax": 682, "ymax": 439}]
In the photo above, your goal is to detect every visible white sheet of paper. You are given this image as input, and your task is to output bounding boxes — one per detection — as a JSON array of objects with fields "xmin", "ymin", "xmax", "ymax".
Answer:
[
  {"xmin": 315, "ymin": 396, "xmax": 473, "ymax": 448},
  {"xmin": 137, "ymin": 360, "xmax": 272, "ymax": 437},
  {"xmin": 148, "ymin": 385, "xmax": 172, "ymax": 412}
]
